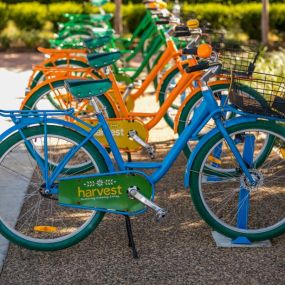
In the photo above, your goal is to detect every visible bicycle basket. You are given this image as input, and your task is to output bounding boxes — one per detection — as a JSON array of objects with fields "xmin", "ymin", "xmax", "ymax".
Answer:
[
  {"xmin": 212, "ymin": 42, "xmax": 260, "ymax": 77},
  {"xmin": 229, "ymin": 72, "xmax": 285, "ymax": 119}
]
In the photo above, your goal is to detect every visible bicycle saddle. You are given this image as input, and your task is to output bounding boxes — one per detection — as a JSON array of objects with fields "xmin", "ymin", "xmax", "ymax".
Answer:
[
  {"xmin": 84, "ymin": 36, "xmax": 112, "ymax": 50},
  {"xmin": 65, "ymin": 79, "xmax": 112, "ymax": 99},
  {"xmin": 90, "ymin": 0, "xmax": 109, "ymax": 7},
  {"xmin": 87, "ymin": 51, "xmax": 121, "ymax": 69}
]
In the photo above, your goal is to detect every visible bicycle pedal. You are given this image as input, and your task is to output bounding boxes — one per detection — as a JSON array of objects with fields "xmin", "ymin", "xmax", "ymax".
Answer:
[
  {"xmin": 145, "ymin": 145, "xmax": 156, "ymax": 159},
  {"xmin": 155, "ymin": 208, "xmax": 167, "ymax": 222}
]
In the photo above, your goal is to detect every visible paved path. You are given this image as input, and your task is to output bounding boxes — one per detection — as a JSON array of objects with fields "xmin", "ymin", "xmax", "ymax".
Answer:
[
  {"xmin": 0, "ymin": 52, "xmax": 43, "ymax": 132},
  {"xmin": 0, "ymin": 52, "xmax": 43, "ymax": 271}
]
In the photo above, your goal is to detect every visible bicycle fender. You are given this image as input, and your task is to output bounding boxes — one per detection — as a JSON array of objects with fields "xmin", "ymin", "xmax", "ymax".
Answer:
[
  {"xmin": 174, "ymin": 87, "xmax": 202, "ymax": 133},
  {"xmin": 184, "ymin": 116, "xmax": 258, "ymax": 188},
  {"xmin": 174, "ymin": 80, "xmax": 230, "ymax": 132},
  {"xmin": 155, "ymin": 60, "xmax": 189, "ymax": 101}
]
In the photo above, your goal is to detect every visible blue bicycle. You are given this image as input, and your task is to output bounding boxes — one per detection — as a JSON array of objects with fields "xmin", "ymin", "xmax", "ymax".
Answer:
[{"xmin": 0, "ymin": 60, "xmax": 284, "ymax": 251}]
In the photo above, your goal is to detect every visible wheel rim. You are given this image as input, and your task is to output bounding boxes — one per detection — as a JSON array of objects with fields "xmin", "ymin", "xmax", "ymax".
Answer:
[
  {"xmin": 0, "ymin": 130, "xmax": 102, "ymax": 243},
  {"xmin": 161, "ymin": 70, "xmax": 192, "ymax": 128},
  {"xmin": 197, "ymin": 128, "xmax": 285, "ymax": 234}
]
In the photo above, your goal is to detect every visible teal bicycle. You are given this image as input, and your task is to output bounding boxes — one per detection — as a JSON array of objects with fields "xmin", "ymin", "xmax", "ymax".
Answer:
[{"xmin": 0, "ymin": 58, "xmax": 284, "ymax": 253}]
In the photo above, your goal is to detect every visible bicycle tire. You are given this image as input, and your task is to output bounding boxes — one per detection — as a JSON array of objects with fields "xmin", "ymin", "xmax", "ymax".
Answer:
[
  {"xmin": 189, "ymin": 120, "xmax": 285, "ymax": 241},
  {"xmin": 0, "ymin": 125, "xmax": 108, "ymax": 250}
]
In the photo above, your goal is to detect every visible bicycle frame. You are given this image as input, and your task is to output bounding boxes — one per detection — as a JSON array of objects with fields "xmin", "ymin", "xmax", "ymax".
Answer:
[{"xmin": 94, "ymin": 86, "xmax": 256, "ymax": 184}]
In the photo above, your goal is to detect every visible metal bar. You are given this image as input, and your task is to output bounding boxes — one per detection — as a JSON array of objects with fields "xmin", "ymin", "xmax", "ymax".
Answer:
[{"xmin": 237, "ymin": 135, "xmax": 255, "ymax": 229}]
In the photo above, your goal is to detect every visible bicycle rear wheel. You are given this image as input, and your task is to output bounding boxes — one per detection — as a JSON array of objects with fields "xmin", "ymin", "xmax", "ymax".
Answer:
[
  {"xmin": 22, "ymin": 79, "xmax": 116, "ymax": 118},
  {"xmin": 0, "ymin": 125, "xmax": 108, "ymax": 250},
  {"xmin": 189, "ymin": 120, "xmax": 285, "ymax": 241},
  {"xmin": 29, "ymin": 59, "xmax": 100, "ymax": 90}
]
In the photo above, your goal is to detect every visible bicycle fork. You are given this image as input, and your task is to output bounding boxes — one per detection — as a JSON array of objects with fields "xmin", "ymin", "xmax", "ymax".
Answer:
[{"xmin": 215, "ymin": 118, "xmax": 256, "ymax": 185}]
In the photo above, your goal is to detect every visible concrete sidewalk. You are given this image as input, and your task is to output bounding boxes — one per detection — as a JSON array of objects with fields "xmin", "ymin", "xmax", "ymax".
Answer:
[
  {"xmin": 0, "ymin": 52, "xmax": 43, "ymax": 132},
  {"xmin": 0, "ymin": 52, "xmax": 43, "ymax": 271}
]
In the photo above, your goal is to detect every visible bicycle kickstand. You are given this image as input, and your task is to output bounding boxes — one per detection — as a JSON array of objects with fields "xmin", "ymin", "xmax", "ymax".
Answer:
[
  {"xmin": 124, "ymin": 151, "xmax": 139, "ymax": 259},
  {"xmin": 125, "ymin": 215, "xmax": 139, "ymax": 259}
]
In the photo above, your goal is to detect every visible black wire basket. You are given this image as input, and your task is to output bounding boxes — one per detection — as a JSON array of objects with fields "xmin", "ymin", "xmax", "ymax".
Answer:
[
  {"xmin": 212, "ymin": 42, "xmax": 260, "ymax": 77},
  {"xmin": 228, "ymin": 72, "xmax": 285, "ymax": 119}
]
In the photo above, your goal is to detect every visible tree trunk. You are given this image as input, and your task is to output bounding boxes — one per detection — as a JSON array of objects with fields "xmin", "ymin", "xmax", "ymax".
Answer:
[
  {"xmin": 114, "ymin": 0, "xmax": 123, "ymax": 35},
  {"xmin": 261, "ymin": 0, "xmax": 269, "ymax": 45}
]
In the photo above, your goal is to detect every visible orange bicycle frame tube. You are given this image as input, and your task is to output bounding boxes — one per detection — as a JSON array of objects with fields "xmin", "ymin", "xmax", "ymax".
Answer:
[
  {"xmin": 130, "ymin": 38, "xmax": 182, "ymax": 100},
  {"xmin": 103, "ymin": 60, "xmax": 203, "ymax": 130}
]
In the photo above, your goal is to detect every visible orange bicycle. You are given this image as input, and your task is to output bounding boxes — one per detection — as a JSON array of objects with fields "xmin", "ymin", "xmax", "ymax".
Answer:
[{"xmin": 20, "ymin": 38, "xmax": 212, "ymax": 155}]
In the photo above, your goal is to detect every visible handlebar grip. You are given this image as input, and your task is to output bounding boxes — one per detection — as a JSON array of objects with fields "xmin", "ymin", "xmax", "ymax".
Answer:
[
  {"xmin": 185, "ymin": 62, "xmax": 209, "ymax": 73},
  {"xmin": 158, "ymin": 16, "xmax": 170, "ymax": 20},
  {"xmin": 182, "ymin": 47, "xmax": 198, "ymax": 55},
  {"xmin": 174, "ymin": 26, "xmax": 189, "ymax": 32},
  {"xmin": 156, "ymin": 20, "xmax": 169, "ymax": 25},
  {"xmin": 172, "ymin": 31, "xmax": 192, "ymax": 37}
]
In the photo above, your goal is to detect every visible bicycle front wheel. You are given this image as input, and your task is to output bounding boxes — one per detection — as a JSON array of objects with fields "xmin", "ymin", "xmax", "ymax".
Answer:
[
  {"xmin": 189, "ymin": 120, "xmax": 285, "ymax": 241},
  {"xmin": 0, "ymin": 125, "xmax": 108, "ymax": 250},
  {"xmin": 158, "ymin": 65, "xmax": 189, "ymax": 129}
]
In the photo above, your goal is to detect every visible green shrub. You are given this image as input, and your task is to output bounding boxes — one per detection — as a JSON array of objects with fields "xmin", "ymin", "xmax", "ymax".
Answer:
[
  {"xmin": 183, "ymin": 3, "xmax": 236, "ymax": 30},
  {"xmin": 0, "ymin": 2, "xmax": 285, "ymax": 49},
  {"xmin": 0, "ymin": 3, "xmax": 8, "ymax": 30},
  {"xmin": 47, "ymin": 2, "xmax": 85, "ymax": 26},
  {"xmin": 256, "ymin": 48, "xmax": 285, "ymax": 77},
  {"xmin": 271, "ymin": 4, "xmax": 285, "ymax": 33},
  {"xmin": 183, "ymin": 3, "xmax": 285, "ymax": 41},
  {"xmin": 9, "ymin": 2, "xmax": 47, "ymax": 30},
  {"xmin": 236, "ymin": 3, "xmax": 262, "ymax": 41},
  {"xmin": 122, "ymin": 3, "xmax": 146, "ymax": 33}
]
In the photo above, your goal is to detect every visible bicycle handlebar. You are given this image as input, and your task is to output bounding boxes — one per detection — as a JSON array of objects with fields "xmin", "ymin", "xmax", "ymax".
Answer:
[
  {"xmin": 155, "ymin": 19, "xmax": 170, "ymax": 25},
  {"xmin": 185, "ymin": 62, "xmax": 210, "ymax": 73},
  {"xmin": 174, "ymin": 26, "xmax": 189, "ymax": 32},
  {"xmin": 182, "ymin": 47, "xmax": 197, "ymax": 55},
  {"xmin": 172, "ymin": 30, "xmax": 192, "ymax": 37}
]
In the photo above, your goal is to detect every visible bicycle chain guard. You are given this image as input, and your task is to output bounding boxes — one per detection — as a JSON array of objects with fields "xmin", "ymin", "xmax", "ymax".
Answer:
[
  {"xmin": 58, "ymin": 171, "xmax": 153, "ymax": 215},
  {"xmin": 77, "ymin": 118, "xmax": 149, "ymax": 151}
]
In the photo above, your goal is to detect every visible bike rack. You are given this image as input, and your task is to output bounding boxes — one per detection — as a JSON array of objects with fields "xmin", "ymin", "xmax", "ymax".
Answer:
[{"xmin": 212, "ymin": 134, "xmax": 271, "ymax": 247}]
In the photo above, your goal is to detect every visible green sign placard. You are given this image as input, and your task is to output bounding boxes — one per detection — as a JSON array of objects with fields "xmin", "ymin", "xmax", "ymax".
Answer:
[{"xmin": 58, "ymin": 172, "xmax": 153, "ymax": 213}]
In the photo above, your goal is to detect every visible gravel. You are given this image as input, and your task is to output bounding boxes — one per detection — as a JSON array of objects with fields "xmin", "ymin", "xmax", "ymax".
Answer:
[{"xmin": 1, "ymin": 141, "xmax": 284, "ymax": 285}]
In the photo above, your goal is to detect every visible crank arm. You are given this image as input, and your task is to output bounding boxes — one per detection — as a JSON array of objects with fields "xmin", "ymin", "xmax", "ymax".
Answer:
[
  {"xmin": 128, "ymin": 186, "xmax": 167, "ymax": 221},
  {"xmin": 128, "ymin": 130, "xmax": 156, "ymax": 159}
]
